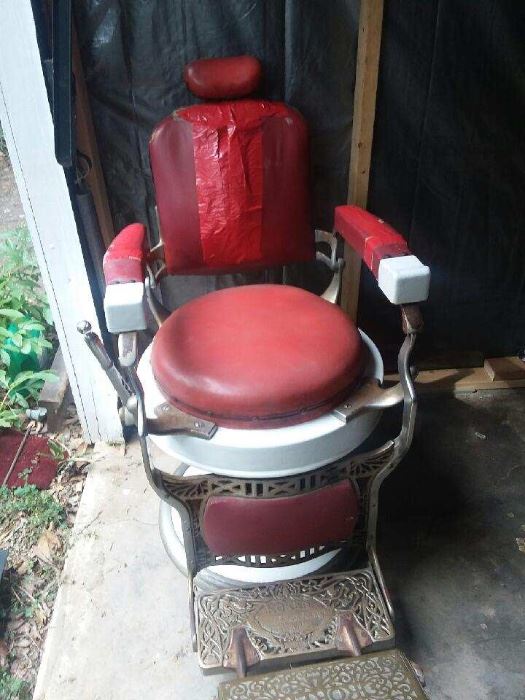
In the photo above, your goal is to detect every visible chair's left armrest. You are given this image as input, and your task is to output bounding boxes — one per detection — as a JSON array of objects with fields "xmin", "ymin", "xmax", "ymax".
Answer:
[
  {"xmin": 335, "ymin": 205, "xmax": 430, "ymax": 305},
  {"xmin": 103, "ymin": 223, "xmax": 149, "ymax": 333}
]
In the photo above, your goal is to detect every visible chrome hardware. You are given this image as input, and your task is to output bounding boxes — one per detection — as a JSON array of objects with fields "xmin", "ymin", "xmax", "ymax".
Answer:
[
  {"xmin": 77, "ymin": 321, "xmax": 132, "ymax": 407},
  {"xmin": 315, "ymin": 230, "xmax": 344, "ymax": 304},
  {"xmin": 332, "ymin": 379, "xmax": 404, "ymax": 423},
  {"xmin": 149, "ymin": 402, "xmax": 217, "ymax": 438},
  {"xmin": 118, "ymin": 331, "xmax": 138, "ymax": 367},
  {"xmin": 315, "ymin": 229, "xmax": 341, "ymax": 271},
  {"xmin": 145, "ymin": 265, "xmax": 170, "ymax": 327}
]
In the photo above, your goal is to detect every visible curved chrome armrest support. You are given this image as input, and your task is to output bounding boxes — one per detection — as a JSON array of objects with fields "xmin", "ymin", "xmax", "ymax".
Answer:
[
  {"xmin": 393, "ymin": 332, "xmax": 418, "ymax": 462},
  {"xmin": 315, "ymin": 230, "xmax": 344, "ymax": 304},
  {"xmin": 332, "ymin": 379, "xmax": 404, "ymax": 423},
  {"xmin": 365, "ymin": 304, "xmax": 422, "ymax": 577},
  {"xmin": 145, "ymin": 265, "xmax": 170, "ymax": 328},
  {"xmin": 393, "ymin": 304, "xmax": 423, "ymax": 462}
]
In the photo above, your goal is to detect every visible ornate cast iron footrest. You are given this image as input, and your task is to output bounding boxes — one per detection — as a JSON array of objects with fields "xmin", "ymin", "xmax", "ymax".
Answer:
[
  {"xmin": 195, "ymin": 567, "xmax": 394, "ymax": 674},
  {"xmin": 218, "ymin": 648, "xmax": 427, "ymax": 700}
]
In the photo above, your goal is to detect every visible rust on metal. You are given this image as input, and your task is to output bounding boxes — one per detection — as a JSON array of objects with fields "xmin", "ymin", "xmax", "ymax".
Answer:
[{"xmin": 223, "ymin": 626, "xmax": 260, "ymax": 677}]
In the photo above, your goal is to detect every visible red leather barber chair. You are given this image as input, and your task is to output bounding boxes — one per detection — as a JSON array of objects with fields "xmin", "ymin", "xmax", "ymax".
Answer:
[{"xmin": 79, "ymin": 56, "xmax": 430, "ymax": 685}]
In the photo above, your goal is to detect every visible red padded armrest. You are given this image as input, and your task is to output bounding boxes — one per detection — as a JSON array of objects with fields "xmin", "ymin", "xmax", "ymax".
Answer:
[
  {"xmin": 334, "ymin": 205, "xmax": 410, "ymax": 277},
  {"xmin": 103, "ymin": 223, "xmax": 148, "ymax": 285}
]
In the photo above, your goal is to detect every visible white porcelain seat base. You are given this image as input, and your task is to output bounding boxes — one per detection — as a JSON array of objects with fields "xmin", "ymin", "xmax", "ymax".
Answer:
[
  {"xmin": 159, "ymin": 493, "xmax": 342, "ymax": 585},
  {"xmin": 138, "ymin": 330, "xmax": 384, "ymax": 479},
  {"xmin": 142, "ymin": 329, "xmax": 384, "ymax": 585}
]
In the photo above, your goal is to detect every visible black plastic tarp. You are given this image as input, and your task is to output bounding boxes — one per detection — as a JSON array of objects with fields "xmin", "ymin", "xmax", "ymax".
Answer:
[
  {"xmin": 365, "ymin": 0, "xmax": 525, "ymax": 362},
  {"xmin": 74, "ymin": 0, "xmax": 525, "ymax": 361}
]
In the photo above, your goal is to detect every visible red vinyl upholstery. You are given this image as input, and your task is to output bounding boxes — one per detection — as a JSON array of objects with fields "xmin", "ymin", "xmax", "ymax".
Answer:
[
  {"xmin": 103, "ymin": 223, "xmax": 148, "ymax": 285},
  {"xmin": 201, "ymin": 481, "xmax": 359, "ymax": 556},
  {"xmin": 184, "ymin": 56, "xmax": 262, "ymax": 99},
  {"xmin": 335, "ymin": 205, "xmax": 410, "ymax": 277},
  {"xmin": 151, "ymin": 284, "xmax": 364, "ymax": 428},
  {"xmin": 149, "ymin": 100, "xmax": 313, "ymax": 275}
]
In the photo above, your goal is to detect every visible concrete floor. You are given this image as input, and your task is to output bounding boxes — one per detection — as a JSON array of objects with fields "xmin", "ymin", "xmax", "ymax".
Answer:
[
  {"xmin": 379, "ymin": 390, "xmax": 525, "ymax": 699},
  {"xmin": 34, "ymin": 392, "xmax": 525, "ymax": 699}
]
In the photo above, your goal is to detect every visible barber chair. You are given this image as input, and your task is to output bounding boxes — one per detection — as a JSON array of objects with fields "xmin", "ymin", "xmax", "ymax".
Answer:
[{"xmin": 79, "ymin": 56, "xmax": 430, "ymax": 691}]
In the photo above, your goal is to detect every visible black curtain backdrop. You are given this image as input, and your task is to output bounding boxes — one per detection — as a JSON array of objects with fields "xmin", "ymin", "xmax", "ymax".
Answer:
[{"xmin": 74, "ymin": 0, "xmax": 525, "ymax": 363}]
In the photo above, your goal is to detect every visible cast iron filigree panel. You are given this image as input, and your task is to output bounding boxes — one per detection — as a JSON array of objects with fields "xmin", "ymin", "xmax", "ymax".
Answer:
[
  {"xmin": 218, "ymin": 649, "xmax": 427, "ymax": 700},
  {"xmin": 159, "ymin": 441, "xmax": 396, "ymax": 571},
  {"xmin": 196, "ymin": 568, "xmax": 393, "ymax": 670}
]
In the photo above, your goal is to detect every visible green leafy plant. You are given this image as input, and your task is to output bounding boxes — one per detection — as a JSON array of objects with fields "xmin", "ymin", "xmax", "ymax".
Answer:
[
  {"xmin": 0, "ymin": 227, "xmax": 53, "ymax": 374},
  {"xmin": 0, "ymin": 671, "xmax": 30, "ymax": 700},
  {"xmin": 0, "ymin": 370, "xmax": 57, "ymax": 428},
  {"xmin": 0, "ymin": 484, "xmax": 65, "ymax": 531},
  {"xmin": 0, "ymin": 227, "xmax": 56, "ymax": 427}
]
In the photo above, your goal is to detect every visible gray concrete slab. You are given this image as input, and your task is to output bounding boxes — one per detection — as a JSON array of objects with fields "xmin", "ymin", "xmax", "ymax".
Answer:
[
  {"xmin": 33, "ymin": 442, "xmax": 229, "ymax": 700},
  {"xmin": 379, "ymin": 390, "xmax": 525, "ymax": 700}
]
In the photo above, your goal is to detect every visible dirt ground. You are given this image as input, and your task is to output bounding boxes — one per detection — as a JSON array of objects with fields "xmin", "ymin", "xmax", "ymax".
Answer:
[
  {"xmin": 0, "ymin": 140, "xmax": 92, "ymax": 699},
  {"xmin": 0, "ymin": 153, "xmax": 25, "ymax": 233}
]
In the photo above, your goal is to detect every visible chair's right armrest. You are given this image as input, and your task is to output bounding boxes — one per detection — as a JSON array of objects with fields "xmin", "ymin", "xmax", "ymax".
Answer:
[
  {"xmin": 103, "ymin": 223, "xmax": 149, "ymax": 333},
  {"xmin": 334, "ymin": 205, "xmax": 430, "ymax": 305}
]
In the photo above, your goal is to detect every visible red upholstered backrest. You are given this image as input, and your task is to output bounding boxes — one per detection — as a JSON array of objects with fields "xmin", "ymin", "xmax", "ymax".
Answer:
[
  {"xmin": 149, "ymin": 99, "xmax": 314, "ymax": 274},
  {"xmin": 201, "ymin": 481, "xmax": 359, "ymax": 556}
]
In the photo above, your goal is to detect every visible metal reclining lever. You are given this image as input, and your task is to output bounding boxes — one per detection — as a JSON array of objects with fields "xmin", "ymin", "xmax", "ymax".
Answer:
[
  {"xmin": 77, "ymin": 321, "xmax": 132, "ymax": 407},
  {"xmin": 77, "ymin": 321, "xmax": 217, "ymax": 439}
]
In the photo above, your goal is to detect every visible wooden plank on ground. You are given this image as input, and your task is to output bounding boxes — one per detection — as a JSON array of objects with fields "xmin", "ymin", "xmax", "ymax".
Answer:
[
  {"xmin": 341, "ymin": 0, "xmax": 384, "ymax": 320},
  {"xmin": 483, "ymin": 356, "xmax": 525, "ymax": 381}
]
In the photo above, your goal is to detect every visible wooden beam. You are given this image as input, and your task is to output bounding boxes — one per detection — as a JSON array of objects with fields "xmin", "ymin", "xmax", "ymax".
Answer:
[
  {"xmin": 0, "ymin": 0, "xmax": 122, "ymax": 443},
  {"xmin": 72, "ymin": 28, "xmax": 115, "ymax": 249},
  {"xmin": 483, "ymin": 356, "xmax": 525, "ymax": 382},
  {"xmin": 385, "ymin": 358, "xmax": 525, "ymax": 393},
  {"xmin": 341, "ymin": 0, "xmax": 384, "ymax": 320}
]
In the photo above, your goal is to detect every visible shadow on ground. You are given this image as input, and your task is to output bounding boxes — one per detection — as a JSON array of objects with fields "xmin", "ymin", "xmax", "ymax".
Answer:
[{"xmin": 376, "ymin": 390, "xmax": 525, "ymax": 699}]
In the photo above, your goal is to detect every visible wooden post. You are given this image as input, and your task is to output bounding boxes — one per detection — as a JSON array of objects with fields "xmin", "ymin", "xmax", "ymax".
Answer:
[
  {"xmin": 0, "ymin": 1, "xmax": 123, "ymax": 443},
  {"xmin": 341, "ymin": 0, "xmax": 384, "ymax": 319},
  {"xmin": 72, "ymin": 28, "xmax": 115, "ymax": 249}
]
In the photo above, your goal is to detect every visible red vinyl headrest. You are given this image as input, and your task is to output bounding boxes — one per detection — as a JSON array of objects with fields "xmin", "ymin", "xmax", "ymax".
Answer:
[{"xmin": 184, "ymin": 56, "xmax": 262, "ymax": 100}]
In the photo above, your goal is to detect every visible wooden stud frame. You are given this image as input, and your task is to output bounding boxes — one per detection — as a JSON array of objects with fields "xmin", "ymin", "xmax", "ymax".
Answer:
[{"xmin": 341, "ymin": 0, "xmax": 385, "ymax": 320}]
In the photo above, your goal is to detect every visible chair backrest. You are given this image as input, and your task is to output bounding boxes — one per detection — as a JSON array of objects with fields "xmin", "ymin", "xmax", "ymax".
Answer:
[{"xmin": 149, "ymin": 56, "xmax": 314, "ymax": 275}]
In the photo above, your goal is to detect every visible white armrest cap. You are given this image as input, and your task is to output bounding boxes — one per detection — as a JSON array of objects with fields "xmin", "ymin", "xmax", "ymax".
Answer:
[
  {"xmin": 104, "ymin": 282, "xmax": 147, "ymax": 333},
  {"xmin": 377, "ymin": 255, "xmax": 430, "ymax": 304}
]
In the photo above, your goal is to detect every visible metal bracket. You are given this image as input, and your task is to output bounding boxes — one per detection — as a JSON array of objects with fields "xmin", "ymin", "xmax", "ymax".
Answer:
[
  {"xmin": 400, "ymin": 304, "xmax": 424, "ymax": 334},
  {"xmin": 315, "ymin": 230, "xmax": 344, "ymax": 304},
  {"xmin": 332, "ymin": 378, "xmax": 404, "ymax": 423},
  {"xmin": 149, "ymin": 401, "xmax": 217, "ymax": 438},
  {"xmin": 315, "ymin": 229, "xmax": 341, "ymax": 271},
  {"xmin": 335, "ymin": 612, "xmax": 373, "ymax": 656},
  {"xmin": 145, "ymin": 265, "xmax": 170, "ymax": 328},
  {"xmin": 224, "ymin": 627, "xmax": 261, "ymax": 677}
]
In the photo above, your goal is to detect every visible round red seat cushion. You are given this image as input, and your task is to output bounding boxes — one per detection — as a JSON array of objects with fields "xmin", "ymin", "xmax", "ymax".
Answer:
[{"xmin": 151, "ymin": 284, "xmax": 364, "ymax": 428}]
